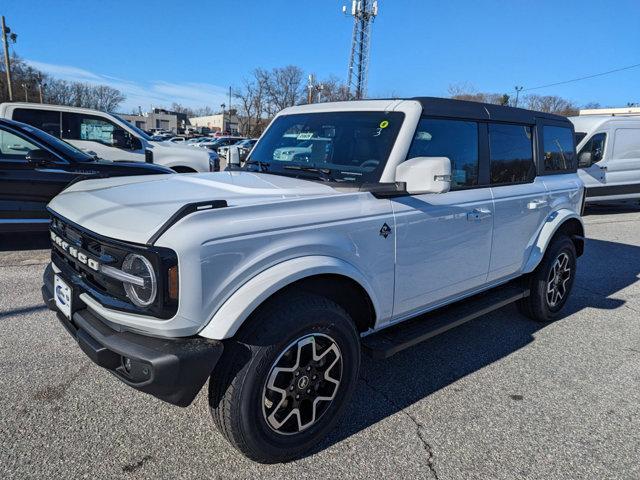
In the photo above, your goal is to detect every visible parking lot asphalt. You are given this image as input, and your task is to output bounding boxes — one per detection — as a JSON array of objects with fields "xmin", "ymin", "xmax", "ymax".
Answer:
[{"xmin": 1, "ymin": 204, "xmax": 640, "ymax": 480}]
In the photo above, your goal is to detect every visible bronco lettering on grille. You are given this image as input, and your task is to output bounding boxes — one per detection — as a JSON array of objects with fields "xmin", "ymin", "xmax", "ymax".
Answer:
[{"xmin": 51, "ymin": 231, "xmax": 100, "ymax": 271}]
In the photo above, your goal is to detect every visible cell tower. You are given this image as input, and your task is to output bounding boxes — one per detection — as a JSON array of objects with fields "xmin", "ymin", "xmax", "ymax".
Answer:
[{"xmin": 343, "ymin": 0, "xmax": 378, "ymax": 100}]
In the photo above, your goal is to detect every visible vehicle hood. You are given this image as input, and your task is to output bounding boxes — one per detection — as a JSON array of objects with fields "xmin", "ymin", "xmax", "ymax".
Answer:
[
  {"xmin": 48, "ymin": 172, "xmax": 341, "ymax": 244},
  {"xmin": 148, "ymin": 140, "xmax": 209, "ymax": 156}
]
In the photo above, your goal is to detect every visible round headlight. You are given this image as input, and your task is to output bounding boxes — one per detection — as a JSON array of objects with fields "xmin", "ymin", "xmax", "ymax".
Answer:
[{"xmin": 122, "ymin": 253, "xmax": 157, "ymax": 307}]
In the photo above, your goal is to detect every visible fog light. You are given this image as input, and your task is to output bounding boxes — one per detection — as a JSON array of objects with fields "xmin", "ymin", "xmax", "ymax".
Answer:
[{"xmin": 123, "ymin": 357, "xmax": 132, "ymax": 373}]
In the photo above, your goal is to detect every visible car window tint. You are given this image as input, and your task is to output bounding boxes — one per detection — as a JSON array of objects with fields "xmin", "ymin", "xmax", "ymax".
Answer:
[
  {"xmin": 0, "ymin": 128, "xmax": 40, "ymax": 160},
  {"xmin": 407, "ymin": 118, "xmax": 479, "ymax": 190},
  {"xmin": 543, "ymin": 125, "xmax": 576, "ymax": 172},
  {"xmin": 489, "ymin": 123, "xmax": 535, "ymax": 184},
  {"xmin": 612, "ymin": 128, "xmax": 640, "ymax": 159},
  {"xmin": 12, "ymin": 108, "xmax": 61, "ymax": 138}
]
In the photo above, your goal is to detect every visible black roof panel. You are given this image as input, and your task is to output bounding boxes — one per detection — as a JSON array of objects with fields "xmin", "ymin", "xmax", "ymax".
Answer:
[{"xmin": 411, "ymin": 96, "xmax": 570, "ymax": 124}]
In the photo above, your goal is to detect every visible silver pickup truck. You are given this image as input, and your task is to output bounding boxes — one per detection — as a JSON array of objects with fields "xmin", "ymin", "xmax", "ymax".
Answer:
[{"xmin": 42, "ymin": 97, "xmax": 585, "ymax": 463}]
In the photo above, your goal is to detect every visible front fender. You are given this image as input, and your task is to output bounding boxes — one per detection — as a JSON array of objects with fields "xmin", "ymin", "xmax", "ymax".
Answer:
[
  {"xmin": 198, "ymin": 256, "xmax": 381, "ymax": 340},
  {"xmin": 522, "ymin": 209, "xmax": 584, "ymax": 274}
]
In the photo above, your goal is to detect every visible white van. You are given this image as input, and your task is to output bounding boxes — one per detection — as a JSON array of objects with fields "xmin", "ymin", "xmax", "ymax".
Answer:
[
  {"xmin": 570, "ymin": 109, "xmax": 640, "ymax": 203},
  {"xmin": 0, "ymin": 103, "xmax": 218, "ymax": 172}
]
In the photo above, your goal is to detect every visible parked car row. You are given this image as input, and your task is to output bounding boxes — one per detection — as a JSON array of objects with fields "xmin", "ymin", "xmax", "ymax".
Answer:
[
  {"xmin": 0, "ymin": 103, "xmax": 219, "ymax": 174},
  {"xmin": 0, "ymin": 118, "xmax": 173, "ymax": 232}
]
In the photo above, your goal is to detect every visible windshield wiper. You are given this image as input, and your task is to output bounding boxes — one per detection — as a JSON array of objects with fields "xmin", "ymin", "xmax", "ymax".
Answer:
[
  {"xmin": 243, "ymin": 159, "xmax": 270, "ymax": 172},
  {"xmin": 283, "ymin": 165, "xmax": 333, "ymax": 182}
]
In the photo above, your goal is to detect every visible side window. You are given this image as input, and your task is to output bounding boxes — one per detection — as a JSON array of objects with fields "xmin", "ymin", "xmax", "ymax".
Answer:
[
  {"xmin": 62, "ymin": 112, "xmax": 117, "ymax": 145},
  {"xmin": 0, "ymin": 128, "xmax": 40, "ymax": 161},
  {"xmin": 489, "ymin": 123, "xmax": 535, "ymax": 184},
  {"xmin": 543, "ymin": 125, "xmax": 576, "ymax": 172},
  {"xmin": 407, "ymin": 118, "xmax": 479, "ymax": 189},
  {"xmin": 578, "ymin": 133, "xmax": 606, "ymax": 167},
  {"xmin": 612, "ymin": 129, "xmax": 640, "ymax": 159},
  {"xmin": 12, "ymin": 108, "xmax": 61, "ymax": 138}
]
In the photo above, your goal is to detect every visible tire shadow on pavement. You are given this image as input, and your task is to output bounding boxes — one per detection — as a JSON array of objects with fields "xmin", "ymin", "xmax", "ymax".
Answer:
[{"xmin": 319, "ymin": 237, "xmax": 640, "ymax": 452}]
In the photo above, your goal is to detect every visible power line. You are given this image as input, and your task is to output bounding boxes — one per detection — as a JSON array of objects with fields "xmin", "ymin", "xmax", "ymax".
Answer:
[{"xmin": 523, "ymin": 62, "xmax": 640, "ymax": 92}]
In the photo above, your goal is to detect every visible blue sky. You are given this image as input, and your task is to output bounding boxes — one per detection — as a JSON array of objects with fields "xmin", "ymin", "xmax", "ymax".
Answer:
[{"xmin": 5, "ymin": 0, "xmax": 640, "ymax": 112}]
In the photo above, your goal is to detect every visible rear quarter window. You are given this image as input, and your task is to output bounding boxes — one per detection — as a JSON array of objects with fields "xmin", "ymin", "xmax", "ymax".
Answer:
[{"xmin": 543, "ymin": 125, "xmax": 576, "ymax": 173}]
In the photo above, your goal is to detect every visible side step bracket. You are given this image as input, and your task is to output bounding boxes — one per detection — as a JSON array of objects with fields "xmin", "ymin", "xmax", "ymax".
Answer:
[{"xmin": 362, "ymin": 281, "xmax": 529, "ymax": 359}]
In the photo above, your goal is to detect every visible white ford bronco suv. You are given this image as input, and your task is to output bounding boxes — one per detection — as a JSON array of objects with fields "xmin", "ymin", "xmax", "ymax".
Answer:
[{"xmin": 42, "ymin": 98, "xmax": 585, "ymax": 463}]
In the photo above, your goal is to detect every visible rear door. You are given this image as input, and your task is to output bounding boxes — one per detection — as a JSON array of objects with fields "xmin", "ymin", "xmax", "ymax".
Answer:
[{"xmin": 487, "ymin": 122, "xmax": 549, "ymax": 282}]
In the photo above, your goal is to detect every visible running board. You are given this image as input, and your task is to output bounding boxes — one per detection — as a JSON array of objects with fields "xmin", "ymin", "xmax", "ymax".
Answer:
[{"xmin": 362, "ymin": 281, "xmax": 530, "ymax": 359}]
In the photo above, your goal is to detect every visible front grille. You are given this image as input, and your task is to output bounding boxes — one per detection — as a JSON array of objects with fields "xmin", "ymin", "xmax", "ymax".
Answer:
[
  {"xmin": 50, "ymin": 218, "xmax": 129, "ymax": 301},
  {"xmin": 49, "ymin": 213, "xmax": 179, "ymax": 319}
]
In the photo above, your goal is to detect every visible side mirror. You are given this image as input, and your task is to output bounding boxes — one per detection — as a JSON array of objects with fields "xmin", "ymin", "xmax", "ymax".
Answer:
[
  {"xmin": 25, "ymin": 149, "xmax": 57, "ymax": 166},
  {"xmin": 112, "ymin": 129, "xmax": 131, "ymax": 149},
  {"xmin": 578, "ymin": 151, "xmax": 592, "ymax": 168},
  {"xmin": 395, "ymin": 156, "xmax": 451, "ymax": 194},
  {"xmin": 228, "ymin": 146, "xmax": 241, "ymax": 168}
]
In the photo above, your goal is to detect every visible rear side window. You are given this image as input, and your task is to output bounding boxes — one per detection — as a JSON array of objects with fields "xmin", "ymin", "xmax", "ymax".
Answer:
[
  {"xmin": 612, "ymin": 129, "xmax": 640, "ymax": 159},
  {"xmin": 12, "ymin": 108, "xmax": 61, "ymax": 138},
  {"xmin": 407, "ymin": 118, "xmax": 479, "ymax": 190},
  {"xmin": 543, "ymin": 125, "xmax": 576, "ymax": 172},
  {"xmin": 489, "ymin": 124, "xmax": 535, "ymax": 184}
]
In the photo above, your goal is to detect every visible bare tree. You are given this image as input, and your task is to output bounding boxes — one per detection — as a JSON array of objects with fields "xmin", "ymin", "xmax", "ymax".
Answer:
[
  {"xmin": 264, "ymin": 65, "xmax": 304, "ymax": 112},
  {"xmin": 523, "ymin": 94, "xmax": 578, "ymax": 116},
  {"xmin": 315, "ymin": 75, "xmax": 351, "ymax": 102}
]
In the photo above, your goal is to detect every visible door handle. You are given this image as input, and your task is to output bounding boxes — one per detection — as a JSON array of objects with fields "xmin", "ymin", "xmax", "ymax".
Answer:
[
  {"xmin": 527, "ymin": 199, "xmax": 548, "ymax": 210},
  {"xmin": 467, "ymin": 208, "xmax": 492, "ymax": 221}
]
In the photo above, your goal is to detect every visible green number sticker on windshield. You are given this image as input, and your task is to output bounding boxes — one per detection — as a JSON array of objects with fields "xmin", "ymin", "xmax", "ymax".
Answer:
[{"xmin": 379, "ymin": 120, "xmax": 389, "ymax": 129}]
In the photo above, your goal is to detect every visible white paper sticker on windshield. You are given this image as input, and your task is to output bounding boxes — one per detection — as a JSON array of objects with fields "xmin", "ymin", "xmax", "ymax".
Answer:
[{"xmin": 297, "ymin": 132, "xmax": 314, "ymax": 140}]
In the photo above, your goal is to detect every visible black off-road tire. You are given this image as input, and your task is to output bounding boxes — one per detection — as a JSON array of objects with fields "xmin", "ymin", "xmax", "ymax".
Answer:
[
  {"xmin": 517, "ymin": 235, "xmax": 577, "ymax": 322},
  {"xmin": 208, "ymin": 293, "xmax": 361, "ymax": 463}
]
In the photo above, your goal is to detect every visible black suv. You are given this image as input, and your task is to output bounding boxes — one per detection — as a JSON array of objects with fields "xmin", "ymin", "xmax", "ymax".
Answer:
[{"xmin": 0, "ymin": 118, "xmax": 173, "ymax": 232}]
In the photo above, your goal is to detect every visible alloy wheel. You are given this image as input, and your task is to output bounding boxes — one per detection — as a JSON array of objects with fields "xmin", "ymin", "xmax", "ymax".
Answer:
[
  {"xmin": 546, "ymin": 252, "xmax": 572, "ymax": 308},
  {"xmin": 262, "ymin": 333, "xmax": 342, "ymax": 435}
]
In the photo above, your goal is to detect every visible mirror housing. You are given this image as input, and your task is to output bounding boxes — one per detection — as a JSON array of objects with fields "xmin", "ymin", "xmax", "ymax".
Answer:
[
  {"xmin": 578, "ymin": 151, "xmax": 592, "ymax": 168},
  {"xmin": 25, "ymin": 149, "xmax": 57, "ymax": 166},
  {"xmin": 395, "ymin": 156, "xmax": 451, "ymax": 194}
]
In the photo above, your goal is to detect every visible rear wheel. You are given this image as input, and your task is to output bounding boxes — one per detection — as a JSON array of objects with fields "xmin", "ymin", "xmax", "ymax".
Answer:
[
  {"xmin": 517, "ymin": 236, "xmax": 577, "ymax": 322},
  {"xmin": 208, "ymin": 293, "xmax": 361, "ymax": 463}
]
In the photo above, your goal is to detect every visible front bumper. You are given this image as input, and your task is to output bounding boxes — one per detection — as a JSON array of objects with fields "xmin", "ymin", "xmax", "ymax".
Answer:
[{"xmin": 42, "ymin": 264, "xmax": 223, "ymax": 407}]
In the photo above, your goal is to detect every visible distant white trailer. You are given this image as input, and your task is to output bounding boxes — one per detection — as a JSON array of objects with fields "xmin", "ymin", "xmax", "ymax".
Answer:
[{"xmin": 580, "ymin": 107, "xmax": 640, "ymax": 116}]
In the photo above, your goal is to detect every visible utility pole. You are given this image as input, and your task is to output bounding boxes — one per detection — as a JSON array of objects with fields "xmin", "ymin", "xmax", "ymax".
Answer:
[
  {"xmin": 343, "ymin": 0, "xmax": 379, "ymax": 100},
  {"xmin": 37, "ymin": 74, "xmax": 44, "ymax": 103},
  {"xmin": 514, "ymin": 86, "xmax": 524, "ymax": 107},
  {"xmin": 2, "ymin": 16, "xmax": 13, "ymax": 101}
]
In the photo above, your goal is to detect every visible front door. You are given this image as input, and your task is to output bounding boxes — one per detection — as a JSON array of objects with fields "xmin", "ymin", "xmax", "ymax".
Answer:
[
  {"xmin": 61, "ymin": 112, "xmax": 144, "ymax": 162},
  {"xmin": 577, "ymin": 131, "xmax": 607, "ymax": 190},
  {"xmin": 391, "ymin": 117, "xmax": 493, "ymax": 320},
  {"xmin": 0, "ymin": 126, "xmax": 75, "ymax": 226},
  {"xmin": 603, "ymin": 126, "xmax": 640, "ymax": 197}
]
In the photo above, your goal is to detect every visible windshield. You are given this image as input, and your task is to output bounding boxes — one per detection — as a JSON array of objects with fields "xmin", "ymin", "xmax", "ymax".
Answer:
[
  {"xmin": 574, "ymin": 132, "xmax": 587, "ymax": 145},
  {"xmin": 18, "ymin": 123, "xmax": 94, "ymax": 162},
  {"xmin": 246, "ymin": 111, "xmax": 404, "ymax": 183},
  {"xmin": 110, "ymin": 113, "xmax": 152, "ymax": 141}
]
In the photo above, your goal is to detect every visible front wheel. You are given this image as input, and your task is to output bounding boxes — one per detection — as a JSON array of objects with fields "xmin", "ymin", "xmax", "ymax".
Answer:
[
  {"xmin": 517, "ymin": 235, "xmax": 577, "ymax": 322},
  {"xmin": 208, "ymin": 293, "xmax": 361, "ymax": 463}
]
